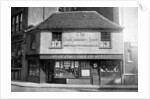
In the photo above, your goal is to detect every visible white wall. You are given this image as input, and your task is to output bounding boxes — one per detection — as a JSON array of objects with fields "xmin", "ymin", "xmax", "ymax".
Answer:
[{"xmin": 40, "ymin": 30, "xmax": 123, "ymax": 54}]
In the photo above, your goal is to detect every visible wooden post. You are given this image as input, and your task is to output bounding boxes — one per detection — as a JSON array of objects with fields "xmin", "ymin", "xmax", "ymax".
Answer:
[{"xmin": 120, "ymin": 60, "xmax": 124, "ymax": 85}]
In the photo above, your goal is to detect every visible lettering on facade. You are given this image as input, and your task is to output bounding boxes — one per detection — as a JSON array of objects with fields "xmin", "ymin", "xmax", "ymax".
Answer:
[
  {"xmin": 42, "ymin": 55, "xmax": 123, "ymax": 59},
  {"xmin": 63, "ymin": 32, "xmax": 99, "ymax": 47}
]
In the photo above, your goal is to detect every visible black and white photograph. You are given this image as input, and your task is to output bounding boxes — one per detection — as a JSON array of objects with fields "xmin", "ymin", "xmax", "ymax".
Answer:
[
  {"xmin": 10, "ymin": 7, "xmax": 138, "ymax": 92},
  {"xmin": 0, "ymin": 0, "xmax": 150, "ymax": 99}
]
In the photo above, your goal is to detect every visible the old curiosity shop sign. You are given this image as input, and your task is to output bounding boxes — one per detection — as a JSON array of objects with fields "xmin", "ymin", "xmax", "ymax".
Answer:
[{"xmin": 63, "ymin": 32, "xmax": 99, "ymax": 47}]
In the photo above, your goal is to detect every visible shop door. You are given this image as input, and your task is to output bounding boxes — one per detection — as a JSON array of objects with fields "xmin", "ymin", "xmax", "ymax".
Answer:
[
  {"xmin": 45, "ymin": 60, "xmax": 54, "ymax": 83},
  {"xmin": 92, "ymin": 63, "xmax": 100, "ymax": 85}
]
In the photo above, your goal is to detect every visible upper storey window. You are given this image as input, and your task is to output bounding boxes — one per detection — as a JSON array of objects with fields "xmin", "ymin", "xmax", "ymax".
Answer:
[
  {"xmin": 30, "ymin": 34, "xmax": 36, "ymax": 50},
  {"xmin": 100, "ymin": 32, "xmax": 111, "ymax": 48},
  {"xmin": 51, "ymin": 32, "xmax": 62, "ymax": 48},
  {"xmin": 11, "ymin": 12, "xmax": 23, "ymax": 34}
]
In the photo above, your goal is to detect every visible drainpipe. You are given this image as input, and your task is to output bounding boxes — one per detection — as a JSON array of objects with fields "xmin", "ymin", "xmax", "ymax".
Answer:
[{"xmin": 43, "ymin": 7, "xmax": 45, "ymax": 20}]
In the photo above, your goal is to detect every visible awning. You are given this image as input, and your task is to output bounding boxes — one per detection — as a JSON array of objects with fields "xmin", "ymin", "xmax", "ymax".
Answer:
[{"xmin": 28, "ymin": 11, "xmax": 123, "ymax": 32}]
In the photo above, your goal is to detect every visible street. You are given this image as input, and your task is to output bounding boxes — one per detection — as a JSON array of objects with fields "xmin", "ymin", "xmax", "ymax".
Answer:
[{"xmin": 11, "ymin": 85, "xmax": 138, "ymax": 92}]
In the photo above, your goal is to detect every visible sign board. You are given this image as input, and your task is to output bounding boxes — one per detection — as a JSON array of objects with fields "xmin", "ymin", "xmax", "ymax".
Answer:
[
  {"xmin": 81, "ymin": 70, "xmax": 90, "ymax": 76},
  {"xmin": 63, "ymin": 32, "xmax": 99, "ymax": 47},
  {"xmin": 40, "ymin": 54, "xmax": 123, "ymax": 59}
]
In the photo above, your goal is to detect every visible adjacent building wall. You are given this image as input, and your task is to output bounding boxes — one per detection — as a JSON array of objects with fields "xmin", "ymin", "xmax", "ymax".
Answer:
[
  {"xmin": 28, "ymin": 7, "xmax": 59, "ymax": 26},
  {"xmin": 124, "ymin": 42, "xmax": 138, "ymax": 85}
]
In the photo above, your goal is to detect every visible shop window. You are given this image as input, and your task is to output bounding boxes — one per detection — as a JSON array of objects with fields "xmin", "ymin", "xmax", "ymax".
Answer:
[
  {"xmin": 51, "ymin": 32, "xmax": 62, "ymax": 48},
  {"xmin": 55, "ymin": 61, "xmax": 79, "ymax": 78},
  {"xmin": 100, "ymin": 61, "xmax": 120, "ymax": 72},
  {"xmin": 100, "ymin": 32, "xmax": 111, "ymax": 48},
  {"xmin": 81, "ymin": 61, "xmax": 91, "ymax": 77},
  {"xmin": 11, "ymin": 42, "xmax": 22, "ymax": 68},
  {"xmin": 28, "ymin": 60, "xmax": 39, "ymax": 76},
  {"xmin": 30, "ymin": 34, "xmax": 36, "ymax": 50},
  {"xmin": 127, "ymin": 50, "xmax": 132, "ymax": 62}
]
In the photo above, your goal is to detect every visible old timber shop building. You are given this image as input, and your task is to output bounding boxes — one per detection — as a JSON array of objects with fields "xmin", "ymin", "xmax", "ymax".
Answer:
[{"xmin": 26, "ymin": 11, "xmax": 124, "ymax": 85}]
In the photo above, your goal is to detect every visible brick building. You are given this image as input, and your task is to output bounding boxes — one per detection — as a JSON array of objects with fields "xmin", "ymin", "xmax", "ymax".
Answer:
[{"xmin": 11, "ymin": 7, "xmax": 58, "ymax": 80}]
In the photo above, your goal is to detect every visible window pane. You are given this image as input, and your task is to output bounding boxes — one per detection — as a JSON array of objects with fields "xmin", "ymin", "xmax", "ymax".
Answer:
[
  {"xmin": 101, "ymin": 32, "xmax": 110, "ymax": 41},
  {"xmin": 81, "ymin": 70, "xmax": 90, "ymax": 76},
  {"xmin": 20, "ymin": 13, "xmax": 23, "ymax": 22},
  {"xmin": 75, "ymin": 61, "xmax": 79, "ymax": 68},
  {"xmin": 128, "ymin": 50, "xmax": 132, "ymax": 61},
  {"xmin": 19, "ymin": 22, "xmax": 22, "ymax": 30},
  {"xmin": 100, "ymin": 32, "xmax": 111, "ymax": 48},
  {"xmin": 30, "ymin": 34, "xmax": 36, "ymax": 50},
  {"xmin": 16, "ymin": 16, "xmax": 18, "ymax": 23},
  {"xmin": 55, "ymin": 61, "xmax": 60, "ymax": 68},
  {"xmin": 28, "ymin": 60, "xmax": 39, "ymax": 76},
  {"xmin": 51, "ymin": 32, "xmax": 62, "ymax": 47},
  {"xmin": 55, "ymin": 61, "xmax": 79, "ymax": 78}
]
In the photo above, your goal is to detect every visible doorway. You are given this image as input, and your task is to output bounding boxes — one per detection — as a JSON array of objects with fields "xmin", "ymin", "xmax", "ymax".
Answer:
[{"xmin": 44, "ymin": 60, "xmax": 54, "ymax": 83}]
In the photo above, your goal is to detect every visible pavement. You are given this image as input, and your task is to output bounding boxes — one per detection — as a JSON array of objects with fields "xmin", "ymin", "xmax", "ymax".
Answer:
[{"xmin": 11, "ymin": 81, "xmax": 138, "ymax": 92}]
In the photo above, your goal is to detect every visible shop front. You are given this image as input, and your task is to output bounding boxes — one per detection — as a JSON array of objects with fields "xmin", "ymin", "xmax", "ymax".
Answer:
[
  {"xmin": 25, "ymin": 11, "xmax": 124, "ymax": 85},
  {"xmin": 26, "ymin": 54, "xmax": 123, "ymax": 85}
]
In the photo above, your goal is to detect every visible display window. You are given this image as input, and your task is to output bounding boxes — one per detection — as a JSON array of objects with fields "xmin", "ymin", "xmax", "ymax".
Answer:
[
  {"xmin": 100, "ymin": 61, "xmax": 120, "ymax": 72},
  {"xmin": 80, "ymin": 61, "xmax": 91, "ymax": 77},
  {"xmin": 28, "ymin": 60, "xmax": 39, "ymax": 76},
  {"xmin": 55, "ymin": 61, "xmax": 79, "ymax": 78},
  {"xmin": 54, "ymin": 60, "xmax": 92, "ymax": 78}
]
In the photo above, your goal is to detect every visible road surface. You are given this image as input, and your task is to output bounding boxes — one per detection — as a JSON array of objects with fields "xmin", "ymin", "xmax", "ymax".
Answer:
[{"xmin": 11, "ymin": 85, "xmax": 138, "ymax": 92}]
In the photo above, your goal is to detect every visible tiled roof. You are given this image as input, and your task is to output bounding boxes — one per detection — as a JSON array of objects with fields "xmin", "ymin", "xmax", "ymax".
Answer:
[{"xmin": 29, "ymin": 11, "xmax": 123, "ymax": 32}]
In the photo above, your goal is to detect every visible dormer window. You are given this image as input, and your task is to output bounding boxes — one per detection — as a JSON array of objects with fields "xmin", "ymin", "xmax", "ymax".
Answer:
[
  {"xmin": 51, "ymin": 32, "xmax": 62, "ymax": 48},
  {"xmin": 100, "ymin": 32, "xmax": 111, "ymax": 48}
]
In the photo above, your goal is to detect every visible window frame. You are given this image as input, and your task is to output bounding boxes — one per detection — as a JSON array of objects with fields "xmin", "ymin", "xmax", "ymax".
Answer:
[
  {"xmin": 18, "ymin": 12, "xmax": 23, "ymax": 31},
  {"xmin": 30, "ymin": 33, "xmax": 36, "ymax": 51},
  {"xmin": 28, "ymin": 60, "xmax": 40, "ymax": 77},
  {"xmin": 11, "ymin": 12, "xmax": 23, "ymax": 33},
  {"xmin": 50, "ymin": 32, "xmax": 63, "ymax": 49},
  {"xmin": 99, "ymin": 32, "xmax": 112, "ymax": 49},
  {"xmin": 54, "ymin": 60, "xmax": 80, "ymax": 78},
  {"xmin": 80, "ymin": 61, "xmax": 91, "ymax": 77},
  {"xmin": 127, "ymin": 49, "xmax": 133, "ymax": 62}
]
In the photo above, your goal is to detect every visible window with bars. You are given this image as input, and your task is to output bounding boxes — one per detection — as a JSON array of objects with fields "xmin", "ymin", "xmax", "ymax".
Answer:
[
  {"xmin": 100, "ymin": 32, "xmax": 111, "ymax": 48},
  {"xmin": 51, "ymin": 32, "xmax": 62, "ymax": 48},
  {"xmin": 11, "ymin": 12, "xmax": 23, "ymax": 33}
]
